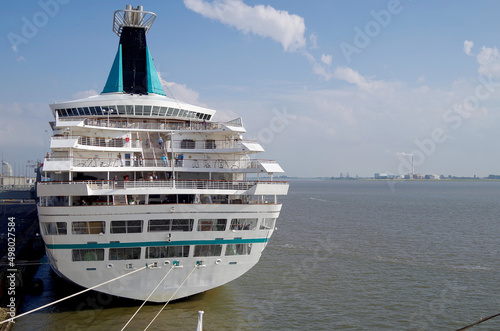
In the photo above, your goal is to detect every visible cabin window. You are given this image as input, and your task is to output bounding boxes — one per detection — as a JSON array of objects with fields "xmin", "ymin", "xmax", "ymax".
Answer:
[
  {"xmin": 159, "ymin": 107, "xmax": 168, "ymax": 116},
  {"xmin": 197, "ymin": 219, "xmax": 226, "ymax": 231},
  {"xmin": 171, "ymin": 108, "xmax": 179, "ymax": 116},
  {"xmin": 193, "ymin": 245, "xmax": 222, "ymax": 257},
  {"xmin": 152, "ymin": 106, "xmax": 160, "ymax": 116},
  {"xmin": 72, "ymin": 249, "xmax": 105, "ymax": 261},
  {"xmin": 230, "ymin": 218, "xmax": 258, "ymax": 231},
  {"xmin": 205, "ymin": 140, "xmax": 216, "ymax": 149},
  {"xmin": 146, "ymin": 246, "xmax": 190, "ymax": 258},
  {"xmin": 109, "ymin": 247, "xmax": 141, "ymax": 260},
  {"xmin": 181, "ymin": 139, "xmax": 195, "ymax": 149},
  {"xmin": 143, "ymin": 105, "xmax": 152, "ymax": 116},
  {"xmin": 42, "ymin": 222, "xmax": 67, "ymax": 235},
  {"xmin": 260, "ymin": 218, "xmax": 276, "ymax": 230},
  {"xmin": 148, "ymin": 219, "xmax": 194, "ymax": 232},
  {"xmin": 110, "ymin": 220, "xmax": 143, "ymax": 234},
  {"xmin": 225, "ymin": 243, "xmax": 252, "ymax": 256},
  {"xmin": 72, "ymin": 221, "xmax": 105, "ymax": 234},
  {"xmin": 125, "ymin": 105, "xmax": 134, "ymax": 115},
  {"xmin": 134, "ymin": 105, "xmax": 143, "ymax": 116},
  {"xmin": 94, "ymin": 106, "xmax": 103, "ymax": 115}
]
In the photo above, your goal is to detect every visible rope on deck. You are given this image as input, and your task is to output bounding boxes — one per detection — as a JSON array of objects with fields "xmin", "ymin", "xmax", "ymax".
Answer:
[
  {"xmin": 121, "ymin": 265, "xmax": 175, "ymax": 330},
  {"xmin": 143, "ymin": 265, "xmax": 198, "ymax": 330},
  {"xmin": 0, "ymin": 266, "xmax": 147, "ymax": 325}
]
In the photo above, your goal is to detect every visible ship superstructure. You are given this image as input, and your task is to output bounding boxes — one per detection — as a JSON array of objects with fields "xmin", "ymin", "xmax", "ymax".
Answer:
[{"xmin": 36, "ymin": 5, "xmax": 288, "ymax": 302}]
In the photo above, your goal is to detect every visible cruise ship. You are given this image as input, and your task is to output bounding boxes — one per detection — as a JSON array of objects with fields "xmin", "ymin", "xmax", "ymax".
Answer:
[{"xmin": 37, "ymin": 5, "xmax": 288, "ymax": 302}]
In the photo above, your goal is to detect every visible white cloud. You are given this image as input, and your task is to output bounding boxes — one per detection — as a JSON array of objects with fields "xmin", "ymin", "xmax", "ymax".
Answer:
[
  {"xmin": 73, "ymin": 90, "xmax": 98, "ymax": 99},
  {"xmin": 476, "ymin": 45, "xmax": 500, "ymax": 78},
  {"xmin": 184, "ymin": 0, "xmax": 306, "ymax": 52},
  {"xmin": 158, "ymin": 73, "xmax": 206, "ymax": 107},
  {"xmin": 321, "ymin": 54, "xmax": 332, "ymax": 66},
  {"xmin": 312, "ymin": 62, "xmax": 333, "ymax": 81},
  {"xmin": 463, "ymin": 40, "xmax": 474, "ymax": 56},
  {"xmin": 333, "ymin": 66, "xmax": 386, "ymax": 92},
  {"xmin": 309, "ymin": 33, "xmax": 318, "ymax": 49}
]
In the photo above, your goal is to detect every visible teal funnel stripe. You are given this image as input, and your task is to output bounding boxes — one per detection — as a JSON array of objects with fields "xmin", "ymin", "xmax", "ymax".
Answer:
[
  {"xmin": 102, "ymin": 45, "xmax": 123, "ymax": 93},
  {"xmin": 45, "ymin": 237, "xmax": 268, "ymax": 249},
  {"xmin": 146, "ymin": 46, "xmax": 165, "ymax": 96}
]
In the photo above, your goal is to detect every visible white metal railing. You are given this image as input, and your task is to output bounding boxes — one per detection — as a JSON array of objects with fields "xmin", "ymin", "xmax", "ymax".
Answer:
[
  {"xmin": 38, "ymin": 179, "xmax": 288, "ymax": 191},
  {"xmin": 82, "ymin": 118, "xmax": 236, "ymax": 131},
  {"xmin": 43, "ymin": 157, "xmax": 277, "ymax": 170}
]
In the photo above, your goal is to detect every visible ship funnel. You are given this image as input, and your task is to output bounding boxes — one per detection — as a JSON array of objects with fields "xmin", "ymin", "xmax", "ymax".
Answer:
[{"xmin": 103, "ymin": 5, "xmax": 165, "ymax": 96}]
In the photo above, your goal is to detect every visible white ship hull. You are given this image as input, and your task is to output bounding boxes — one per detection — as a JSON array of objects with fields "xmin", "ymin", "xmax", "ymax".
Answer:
[{"xmin": 38, "ymin": 203, "xmax": 281, "ymax": 302}]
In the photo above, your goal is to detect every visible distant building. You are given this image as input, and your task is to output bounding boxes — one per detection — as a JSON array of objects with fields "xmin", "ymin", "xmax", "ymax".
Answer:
[
  {"xmin": 424, "ymin": 174, "xmax": 440, "ymax": 180},
  {"xmin": 374, "ymin": 173, "xmax": 388, "ymax": 179},
  {"xmin": 2, "ymin": 161, "xmax": 13, "ymax": 176}
]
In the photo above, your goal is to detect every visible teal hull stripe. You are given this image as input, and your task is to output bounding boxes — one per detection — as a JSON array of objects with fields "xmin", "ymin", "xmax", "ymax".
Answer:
[{"xmin": 45, "ymin": 238, "xmax": 268, "ymax": 250}]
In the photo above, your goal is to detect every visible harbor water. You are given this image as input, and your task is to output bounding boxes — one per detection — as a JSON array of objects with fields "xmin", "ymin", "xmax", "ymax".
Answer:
[{"xmin": 14, "ymin": 179, "xmax": 500, "ymax": 330}]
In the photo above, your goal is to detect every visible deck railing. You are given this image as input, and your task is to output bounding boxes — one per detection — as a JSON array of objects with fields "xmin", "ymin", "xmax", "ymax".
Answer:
[
  {"xmin": 43, "ymin": 157, "xmax": 277, "ymax": 170},
  {"xmin": 38, "ymin": 179, "xmax": 288, "ymax": 191}
]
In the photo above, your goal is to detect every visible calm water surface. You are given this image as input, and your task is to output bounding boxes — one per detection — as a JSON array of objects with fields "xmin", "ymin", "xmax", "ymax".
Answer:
[{"xmin": 16, "ymin": 180, "xmax": 500, "ymax": 330}]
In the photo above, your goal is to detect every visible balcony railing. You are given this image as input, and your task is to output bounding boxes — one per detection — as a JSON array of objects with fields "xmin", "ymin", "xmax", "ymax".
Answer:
[
  {"xmin": 79, "ymin": 118, "xmax": 238, "ymax": 131},
  {"xmin": 38, "ymin": 179, "xmax": 288, "ymax": 191},
  {"xmin": 43, "ymin": 157, "xmax": 277, "ymax": 170}
]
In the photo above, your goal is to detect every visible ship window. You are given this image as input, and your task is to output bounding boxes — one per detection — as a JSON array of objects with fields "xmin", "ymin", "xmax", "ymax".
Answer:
[
  {"xmin": 94, "ymin": 106, "xmax": 103, "ymax": 115},
  {"xmin": 109, "ymin": 247, "xmax": 141, "ymax": 260},
  {"xmin": 178, "ymin": 109, "xmax": 186, "ymax": 118},
  {"xmin": 225, "ymin": 243, "xmax": 252, "ymax": 256},
  {"xmin": 88, "ymin": 107, "xmax": 96, "ymax": 115},
  {"xmin": 207, "ymin": 115, "xmax": 212, "ymax": 121},
  {"xmin": 181, "ymin": 139, "xmax": 195, "ymax": 149},
  {"xmin": 77, "ymin": 108, "xmax": 85, "ymax": 115},
  {"xmin": 42, "ymin": 222, "xmax": 67, "ymax": 235},
  {"xmin": 152, "ymin": 106, "xmax": 160, "ymax": 116},
  {"xmin": 133, "ymin": 105, "xmax": 141, "ymax": 115},
  {"xmin": 83, "ymin": 107, "xmax": 91, "ymax": 115},
  {"xmin": 193, "ymin": 245, "xmax": 222, "ymax": 257},
  {"xmin": 110, "ymin": 220, "xmax": 143, "ymax": 234},
  {"xmin": 126, "ymin": 105, "xmax": 134, "ymax": 115},
  {"xmin": 166, "ymin": 108, "xmax": 174, "ymax": 116},
  {"xmin": 197, "ymin": 219, "xmax": 226, "ymax": 231},
  {"xmin": 159, "ymin": 107, "xmax": 167, "ymax": 116},
  {"xmin": 146, "ymin": 245, "xmax": 190, "ymax": 258},
  {"xmin": 148, "ymin": 219, "xmax": 194, "ymax": 232},
  {"xmin": 171, "ymin": 108, "xmax": 179, "ymax": 116},
  {"xmin": 117, "ymin": 105, "xmax": 126, "ymax": 115},
  {"xmin": 143, "ymin": 105, "xmax": 152, "ymax": 116},
  {"xmin": 72, "ymin": 249, "xmax": 104, "ymax": 261},
  {"xmin": 205, "ymin": 140, "xmax": 216, "ymax": 149},
  {"xmin": 230, "ymin": 218, "xmax": 258, "ymax": 231},
  {"xmin": 56, "ymin": 109, "xmax": 66, "ymax": 117},
  {"xmin": 72, "ymin": 221, "xmax": 105, "ymax": 234},
  {"xmin": 260, "ymin": 218, "xmax": 275, "ymax": 230}
]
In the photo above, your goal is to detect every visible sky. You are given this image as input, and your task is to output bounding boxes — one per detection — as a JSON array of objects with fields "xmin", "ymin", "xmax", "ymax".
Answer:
[{"xmin": 2, "ymin": 0, "xmax": 500, "ymax": 178}]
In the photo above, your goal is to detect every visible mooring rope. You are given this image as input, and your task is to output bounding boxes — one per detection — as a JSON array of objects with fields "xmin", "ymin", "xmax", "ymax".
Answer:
[
  {"xmin": 0, "ymin": 266, "xmax": 147, "ymax": 325},
  {"xmin": 455, "ymin": 312, "xmax": 500, "ymax": 330},
  {"xmin": 143, "ymin": 265, "xmax": 198, "ymax": 330},
  {"xmin": 121, "ymin": 266, "xmax": 174, "ymax": 331}
]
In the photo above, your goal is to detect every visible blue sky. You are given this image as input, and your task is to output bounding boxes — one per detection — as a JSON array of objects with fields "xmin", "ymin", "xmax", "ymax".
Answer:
[{"xmin": 2, "ymin": 0, "xmax": 500, "ymax": 177}]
